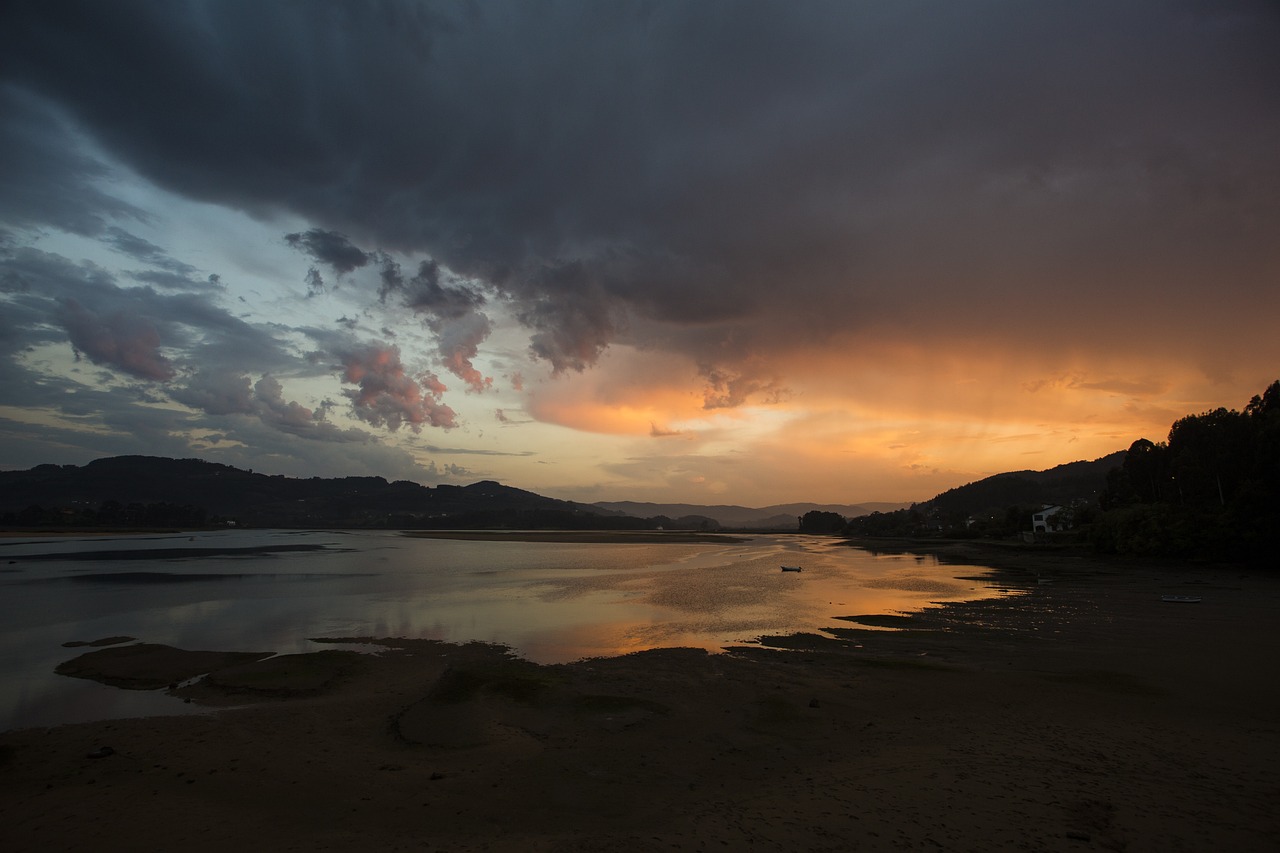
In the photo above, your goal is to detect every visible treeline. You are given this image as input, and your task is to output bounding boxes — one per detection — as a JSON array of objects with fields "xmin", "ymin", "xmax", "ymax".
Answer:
[
  {"xmin": 845, "ymin": 453, "xmax": 1123, "ymax": 540},
  {"xmin": 844, "ymin": 504, "xmax": 1065, "ymax": 540},
  {"xmin": 845, "ymin": 380, "xmax": 1279, "ymax": 563},
  {"xmin": 1, "ymin": 500, "xmax": 210, "ymax": 529},
  {"xmin": 799, "ymin": 511, "xmax": 847, "ymax": 533},
  {"xmin": 1091, "ymin": 380, "xmax": 1279, "ymax": 559}
]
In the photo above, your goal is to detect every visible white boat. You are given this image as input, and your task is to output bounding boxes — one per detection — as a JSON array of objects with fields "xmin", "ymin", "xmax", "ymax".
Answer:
[
  {"xmin": 1161, "ymin": 595, "xmax": 1201, "ymax": 604},
  {"xmin": 780, "ymin": 565, "xmax": 803, "ymax": 572}
]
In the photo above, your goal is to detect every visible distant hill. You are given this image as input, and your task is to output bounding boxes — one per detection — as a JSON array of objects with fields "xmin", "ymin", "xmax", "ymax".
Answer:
[
  {"xmin": 921, "ymin": 451, "xmax": 1127, "ymax": 519},
  {"xmin": 0, "ymin": 456, "xmax": 622, "ymax": 530},
  {"xmin": 591, "ymin": 500, "xmax": 911, "ymax": 530},
  {"xmin": 845, "ymin": 451, "xmax": 1127, "ymax": 538},
  {"xmin": 1, "ymin": 452, "xmax": 1122, "ymax": 533}
]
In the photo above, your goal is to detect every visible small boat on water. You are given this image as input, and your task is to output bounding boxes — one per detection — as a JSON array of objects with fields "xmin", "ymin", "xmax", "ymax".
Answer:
[
  {"xmin": 1161, "ymin": 595, "xmax": 1202, "ymax": 604},
  {"xmin": 780, "ymin": 565, "xmax": 803, "ymax": 572}
]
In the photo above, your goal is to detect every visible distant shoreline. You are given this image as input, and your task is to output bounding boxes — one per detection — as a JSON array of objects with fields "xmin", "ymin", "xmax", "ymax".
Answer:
[
  {"xmin": 400, "ymin": 529, "xmax": 750, "ymax": 544},
  {"xmin": 0, "ymin": 527, "xmax": 754, "ymax": 543},
  {"xmin": 0, "ymin": 528, "xmax": 184, "ymax": 538}
]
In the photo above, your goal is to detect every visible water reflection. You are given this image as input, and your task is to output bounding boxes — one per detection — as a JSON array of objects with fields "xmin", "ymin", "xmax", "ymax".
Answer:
[{"xmin": 1, "ymin": 530, "xmax": 1008, "ymax": 729}]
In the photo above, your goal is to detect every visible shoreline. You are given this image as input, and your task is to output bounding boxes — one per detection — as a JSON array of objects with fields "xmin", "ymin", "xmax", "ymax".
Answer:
[
  {"xmin": 1, "ymin": 528, "xmax": 755, "ymax": 543},
  {"xmin": 2, "ymin": 545, "xmax": 1277, "ymax": 850},
  {"xmin": 402, "ymin": 529, "xmax": 750, "ymax": 544}
]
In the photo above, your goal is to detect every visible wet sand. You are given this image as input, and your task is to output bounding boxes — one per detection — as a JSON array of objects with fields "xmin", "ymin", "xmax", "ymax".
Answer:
[{"xmin": 2, "ymin": 542, "xmax": 1277, "ymax": 852}]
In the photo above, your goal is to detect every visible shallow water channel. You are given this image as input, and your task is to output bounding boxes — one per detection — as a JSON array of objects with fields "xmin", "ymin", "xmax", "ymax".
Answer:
[{"xmin": 1, "ymin": 529, "xmax": 1005, "ymax": 730}]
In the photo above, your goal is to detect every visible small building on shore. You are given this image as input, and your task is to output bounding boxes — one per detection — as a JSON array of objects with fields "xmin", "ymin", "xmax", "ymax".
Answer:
[{"xmin": 1032, "ymin": 505, "xmax": 1064, "ymax": 533}]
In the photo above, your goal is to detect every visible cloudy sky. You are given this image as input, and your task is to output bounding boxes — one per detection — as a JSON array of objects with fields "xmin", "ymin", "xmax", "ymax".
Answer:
[{"xmin": 1, "ymin": 1, "xmax": 1277, "ymax": 506}]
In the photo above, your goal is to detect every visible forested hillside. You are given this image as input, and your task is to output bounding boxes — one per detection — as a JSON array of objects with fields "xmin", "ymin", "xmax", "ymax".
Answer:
[
  {"xmin": 847, "ymin": 380, "xmax": 1280, "ymax": 563},
  {"xmin": 845, "ymin": 453, "xmax": 1125, "ymax": 539},
  {"xmin": 1092, "ymin": 380, "xmax": 1279, "ymax": 559}
]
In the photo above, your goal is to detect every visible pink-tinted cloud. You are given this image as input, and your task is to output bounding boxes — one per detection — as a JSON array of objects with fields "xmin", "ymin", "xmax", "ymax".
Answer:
[
  {"xmin": 378, "ymin": 255, "xmax": 494, "ymax": 392},
  {"xmin": 339, "ymin": 342, "xmax": 456, "ymax": 431},
  {"xmin": 421, "ymin": 372, "xmax": 448, "ymax": 397},
  {"xmin": 436, "ymin": 311, "xmax": 493, "ymax": 393},
  {"xmin": 57, "ymin": 297, "xmax": 174, "ymax": 380}
]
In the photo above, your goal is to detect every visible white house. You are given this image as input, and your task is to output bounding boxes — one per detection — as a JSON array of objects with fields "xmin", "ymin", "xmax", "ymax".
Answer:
[{"xmin": 1032, "ymin": 505, "xmax": 1064, "ymax": 533}]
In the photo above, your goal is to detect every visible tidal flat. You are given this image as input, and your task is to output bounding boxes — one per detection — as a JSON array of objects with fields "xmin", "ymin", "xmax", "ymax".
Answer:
[{"xmin": 1, "ymin": 541, "xmax": 1276, "ymax": 852}]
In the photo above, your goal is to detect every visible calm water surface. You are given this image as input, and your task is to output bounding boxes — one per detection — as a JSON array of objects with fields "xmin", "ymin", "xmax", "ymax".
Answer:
[{"xmin": 0, "ymin": 529, "xmax": 1005, "ymax": 730}]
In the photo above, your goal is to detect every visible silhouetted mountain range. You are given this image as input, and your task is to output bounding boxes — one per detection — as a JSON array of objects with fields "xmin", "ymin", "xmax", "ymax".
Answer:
[
  {"xmin": 0, "ymin": 453, "xmax": 1121, "ymax": 531},
  {"xmin": 0, "ymin": 456, "xmax": 618, "ymax": 530}
]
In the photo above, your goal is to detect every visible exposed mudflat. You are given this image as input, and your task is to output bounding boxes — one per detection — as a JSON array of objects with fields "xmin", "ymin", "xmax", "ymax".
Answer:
[{"xmin": 2, "ymin": 544, "xmax": 1277, "ymax": 852}]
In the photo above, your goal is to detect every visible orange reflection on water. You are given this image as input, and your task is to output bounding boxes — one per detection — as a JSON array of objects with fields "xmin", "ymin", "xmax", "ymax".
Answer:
[{"xmin": 447, "ymin": 544, "xmax": 1013, "ymax": 662}]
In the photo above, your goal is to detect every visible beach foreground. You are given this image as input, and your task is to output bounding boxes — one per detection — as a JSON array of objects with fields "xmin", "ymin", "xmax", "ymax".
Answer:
[{"xmin": 2, "ymin": 543, "xmax": 1277, "ymax": 852}]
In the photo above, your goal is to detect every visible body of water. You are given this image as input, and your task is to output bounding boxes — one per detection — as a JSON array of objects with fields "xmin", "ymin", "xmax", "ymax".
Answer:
[{"xmin": 0, "ymin": 529, "xmax": 1004, "ymax": 730}]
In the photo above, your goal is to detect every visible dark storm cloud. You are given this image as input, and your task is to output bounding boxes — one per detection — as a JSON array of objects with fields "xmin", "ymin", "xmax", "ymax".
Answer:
[
  {"xmin": 4, "ymin": 1, "xmax": 1279, "ymax": 399},
  {"xmin": 101, "ymin": 226, "xmax": 221, "ymax": 291},
  {"xmin": 0, "ymin": 244, "xmax": 297, "ymax": 380},
  {"xmin": 285, "ymin": 229, "xmax": 372, "ymax": 276},
  {"xmin": 377, "ymin": 256, "xmax": 493, "ymax": 391},
  {"xmin": 379, "ymin": 259, "xmax": 484, "ymax": 319},
  {"xmin": 0, "ymin": 86, "xmax": 149, "ymax": 237},
  {"xmin": 0, "ymin": 392, "xmax": 447, "ymax": 483},
  {"xmin": 0, "ymin": 241, "xmax": 458, "ymax": 478},
  {"xmin": 0, "ymin": 247, "xmax": 135, "ymax": 361},
  {"xmin": 171, "ymin": 369, "xmax": 256, "ymax": 416},
  {"xmin": 283, "ymin": 235, "xmax": 494, "ymax": 389},
  {"xmin": 286, "ymin": 228, "xmax": 373, "ymax": 294},
  {"xmin": 104, "ymin": 227, "xmax": 204, "ymax": 279}
]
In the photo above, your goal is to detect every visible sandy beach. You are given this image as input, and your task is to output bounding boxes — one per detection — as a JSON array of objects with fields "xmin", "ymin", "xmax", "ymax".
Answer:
[{"xmin": 2, "ymin": 541, "xmax": 1277, "ymax": 852}]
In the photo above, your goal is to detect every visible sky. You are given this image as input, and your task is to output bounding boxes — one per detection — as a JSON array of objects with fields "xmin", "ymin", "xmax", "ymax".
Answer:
[{"xmin": 1, "ymin": 1, "xmax": 1278, "ymax": 507}]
